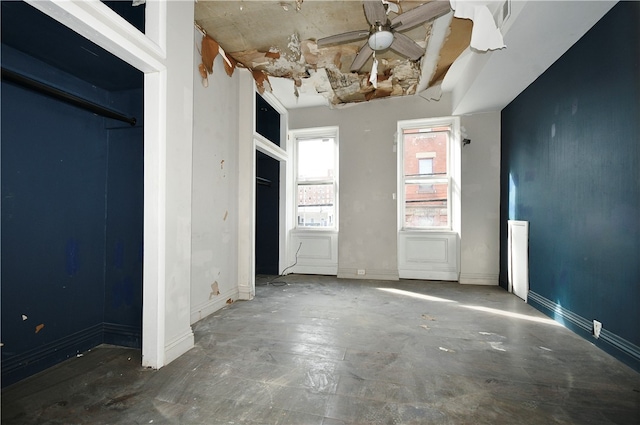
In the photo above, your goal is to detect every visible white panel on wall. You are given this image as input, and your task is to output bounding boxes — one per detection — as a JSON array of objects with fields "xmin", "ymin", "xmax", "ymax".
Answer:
[
  {"xmin": 508, "ymin": 220, "xmax": 529, "ymax": 301},
  {"xmin": 290, "ymin": 231, "xmax": 338, "ymax": 275},
  {"xmin": 406, "ymin": 238, "xmax": 448, "ymax": 263},
  {"xmin": 297, "ymin": 235, "xmax": 333, "ymax": 260},
  {"xmin": 398, "ymin": 231, "xmax": 459, "ymax": 280}
]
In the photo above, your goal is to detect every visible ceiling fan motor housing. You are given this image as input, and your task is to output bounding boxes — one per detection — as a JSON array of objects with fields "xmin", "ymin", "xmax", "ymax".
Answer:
[{"xmin": 368, "ymin": 23, "xmax": 394, "ymax": 50}]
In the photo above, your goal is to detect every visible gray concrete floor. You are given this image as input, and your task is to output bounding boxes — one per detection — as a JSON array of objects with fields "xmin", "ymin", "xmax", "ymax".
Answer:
[{"xmin": 2, "ymin": 275, "xmax": 639, "ymax": 424}]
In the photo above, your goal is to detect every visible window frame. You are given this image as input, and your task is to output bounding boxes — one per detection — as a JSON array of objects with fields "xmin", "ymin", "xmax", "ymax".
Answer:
[
  {"xmin": 291, "ymin": 127, "xmax": 339, "ymax": 231},
  {"xmin": 397, "ymin": 117, "xmax": 459, "ymax": 231}
]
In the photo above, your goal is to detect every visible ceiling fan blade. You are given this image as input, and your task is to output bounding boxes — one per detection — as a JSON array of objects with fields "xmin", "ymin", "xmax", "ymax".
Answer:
[
  {"xmin": 363, "ymin": 0, "xmax": 388, "ymax": 25},
  {"xmin": 350, "ymin": 43, "xmax": 374, "ymax": 72},
  {"xmin": 389, "ymin": 32, "xmax": 425, "ymax": 60},
  {"xmin": 390, "ymin": 1, "xmax": 451, "ymax": 32},
  {"xmin": 317, "ymin": 30, "xmax": 370, "ymax": 47}
]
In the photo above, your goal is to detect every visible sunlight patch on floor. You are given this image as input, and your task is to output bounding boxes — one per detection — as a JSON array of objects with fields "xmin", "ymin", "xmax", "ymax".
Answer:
[{"xmin": 376, "ymin": 287, "xmax": 457, "ymax": 303}]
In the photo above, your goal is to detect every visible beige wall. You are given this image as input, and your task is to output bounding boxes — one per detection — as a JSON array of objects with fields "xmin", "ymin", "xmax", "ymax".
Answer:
[
  {"xmin": 190, "ymin": 31, "xmax": 241, "ymax": 323},
  {"xmin": 289, "ymin": 95, "xmax": 500, "ymax": 283},
  {"xmin": 460, "ymin": 112, "xmax": 501, "ymax": 284}
]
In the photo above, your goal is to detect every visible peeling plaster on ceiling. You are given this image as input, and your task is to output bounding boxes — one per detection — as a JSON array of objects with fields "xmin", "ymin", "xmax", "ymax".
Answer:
[
  {"xmin": 429, "ymin": 16, "xmax": 472, "ymax": 86},
  {"xmin": 195, "ymin": 0, "xmax": 473, "ymax": 107}
]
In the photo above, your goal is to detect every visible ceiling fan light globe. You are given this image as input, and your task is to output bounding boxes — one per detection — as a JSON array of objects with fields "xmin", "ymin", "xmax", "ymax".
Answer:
[{"xmin": 368, "ymin": 30, "xmax": 394, "ymax": 51}]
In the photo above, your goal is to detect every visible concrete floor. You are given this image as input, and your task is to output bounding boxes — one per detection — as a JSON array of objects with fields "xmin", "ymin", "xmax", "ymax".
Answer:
[{"xmin": 2, "ymin": 275, "xmax": 639, "ymax": 424}]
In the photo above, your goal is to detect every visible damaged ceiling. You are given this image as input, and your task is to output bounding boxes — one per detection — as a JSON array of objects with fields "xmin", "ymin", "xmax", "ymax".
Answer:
[{"xmin": 194, "ymin": 0, "xmax": 476, "ymax": 107}]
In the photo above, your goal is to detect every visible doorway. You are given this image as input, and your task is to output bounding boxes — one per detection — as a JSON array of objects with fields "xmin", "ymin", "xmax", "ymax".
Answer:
[
  {"xmin": 0, "ymin": 1, "xmax": 145, "ymax": 386},
  {"xmin": 255, "ymin": 152, "xmax": 281, "ymax": 275}
]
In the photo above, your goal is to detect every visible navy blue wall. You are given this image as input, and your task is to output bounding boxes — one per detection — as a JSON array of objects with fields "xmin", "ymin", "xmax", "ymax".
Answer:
[
  {"xmin": 1, "ymin": 47, "xmax": 143, "ymax": 386},
  {"xmin": 500, "ymin": 2, "xmax": 639, "ymax": 371},
  {"xmin": 103, "ymin": 124, "xmax": 144, "ymax": 347},
  {"xmin": 255, "ymin": 94, "xmax": 281, "ymax": 275},
  {"xmin": 256, "ymin": 152, "xmax": 280, "ymax": 275},
  {"xmin": 256, "ymin": 94, "xmax": 281, "ymax": 146}
]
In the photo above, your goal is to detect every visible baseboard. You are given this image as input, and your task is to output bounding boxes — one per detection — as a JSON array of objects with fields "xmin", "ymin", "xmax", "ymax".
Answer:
[
  {"xmin": 398, "ymin": 269, "xmax": 459, "ymax": 281},
  {"xmin": 1, "ymin": 323, "xmax": 103, "ymax": 387},
  {"xmin": 191, "ymin": 287, "xmax": 239, "ymax": 324},
  {"xmin": 337, "ymin": 268, "xmax": 399, "ymax": 281},
  {"xmin": 103, "ymin": 322, "xmax": 142, "ymax": 348},
  {"xmin": 528, "ymin": 291, "xmax": 640, "ymax": 372},
  {"xmin": 238, "ymin": 284, "xmax": 254, "ymax": 301},
  {"xmin": 498, "ymin": 276, "xmax": 509, "ymax": 290},
  {"xmin": 163, "ymin": 328, "xmax": 194, "ymax": 365},
  {"xmin": 459, "ymin": 273, "xmax": 499, "ymax": 285},
  {"xmin": 292, "ymin": 265, "xmax": 338, "ymax": 276}
]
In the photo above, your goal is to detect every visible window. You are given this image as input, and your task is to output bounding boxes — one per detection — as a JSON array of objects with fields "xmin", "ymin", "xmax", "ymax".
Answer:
[
  {"xmin": 294, "ymin": 128, "xmax": 338, "ymax": 229},
  {"xmin": 398, "ymin": 119, "xmax": 456, "ymax": 229},
  {"xmin": 417, "ymin": 158, "xmax": 435, "ymax": 193}
]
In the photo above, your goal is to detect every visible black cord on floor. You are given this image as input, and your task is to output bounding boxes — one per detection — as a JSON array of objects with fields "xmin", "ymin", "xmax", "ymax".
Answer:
[{"xmin": 257, "ymin": 242, "xmax": 302, "ymax": 287}]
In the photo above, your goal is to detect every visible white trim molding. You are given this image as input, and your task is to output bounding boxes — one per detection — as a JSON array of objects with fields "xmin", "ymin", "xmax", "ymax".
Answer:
[
  {"xmin": 459, "ymin": 272, "xmax": 499, "ymax": 285},
  {"xmin": 338, "ymin": 268, "xmax": 399, "ymax": 281},
  {"xmin": 190, "ymin": 286, "xmax": 240, "ymax": 325},
  {"xmin": 237, "ymin": 71, "xmax": 257, "ymax": 301},
  {"xmin": 164, "ymin": 329, "xmax": 195, "ymax": 365},
  {"xmin": 528, "ymin": 291, "xmax": 640, "ymax": 369},
  {"xmin": 25, "ymin": 0, "xmax": 165, "ymax": 72}
]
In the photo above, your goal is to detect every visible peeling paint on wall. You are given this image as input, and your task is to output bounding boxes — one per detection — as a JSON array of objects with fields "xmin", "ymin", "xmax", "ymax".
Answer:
[
  {"xmin": 35, "ymin": 324, "xmax": 45, "ymax": 334},
  {"xmin": 197, "ymin": 33, "xmax": 236, "ymax": 87},
  {"xmin": 252, "ymin": 69, "xmax": 271, "ymax": 94},
  {"xmin": 201, "ymin": 36, "xmax": 219, "ymax": 74},
  {"xmin": 209, "ymin": 281, "xmax": 220, "ymax": 300}
]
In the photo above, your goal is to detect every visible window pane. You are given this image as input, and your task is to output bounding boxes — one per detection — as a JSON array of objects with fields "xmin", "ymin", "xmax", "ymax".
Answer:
[
  {"xmin": 297, "ymin": 183, "xmax": 335, "ymax": 227},
  {"xmin": 404, "ymin": 182, "xmax": 448, "ymax": 227},
  {"xmin": 403, "ymin": 130, "xmax": 448, "ymax": 178},
  {"xmin": 418, "ymin": 158, "xmax": 433, "ymax": 175},
  {"xmin": 298, "ymin": 138, "xmax": 335, "ymax": 181}
]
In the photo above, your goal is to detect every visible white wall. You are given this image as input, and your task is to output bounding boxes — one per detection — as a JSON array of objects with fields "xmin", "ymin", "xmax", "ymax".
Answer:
[
  {"xmin": 289, "ymin": 95, "xmax": 453, "ymax": 280},
  {"xmin": 191, "ymin": 30, "xmax": 241, "ymax": 324},
  {"xmin": 459, "ymin": 112, "xmax": 501, "ymax": 285},
  {"xmin": 448, "ymin": 1, "xmax": 616, "ymax": 115},
  {"xmin": 289, "ymin": 95, "xmax": 500, "ymax": 284},
  {"xmin": 161, "ymin": 0, "xmax": 196, "ymax": 364}
]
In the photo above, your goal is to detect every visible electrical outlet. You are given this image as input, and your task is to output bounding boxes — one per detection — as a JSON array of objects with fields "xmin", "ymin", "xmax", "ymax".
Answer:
[
  {"xmin": 357, "ymin": 269, "xmax": 365, "ymax": 276},
  {"xmin": 593, "ymin": 320, "xmax": 602, "ymax": 339}
]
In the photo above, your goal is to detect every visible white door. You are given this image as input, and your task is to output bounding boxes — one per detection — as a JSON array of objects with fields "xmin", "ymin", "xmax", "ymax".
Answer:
[{"xmin": 508, "ymin": 220, "xmax": 529, "ymax": 302}]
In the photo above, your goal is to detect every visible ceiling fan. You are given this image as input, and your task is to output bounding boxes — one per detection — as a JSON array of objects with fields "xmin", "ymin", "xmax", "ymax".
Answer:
[{"xmin": 317, "ymin": 0, "xmax": 452, "ymax": 72}]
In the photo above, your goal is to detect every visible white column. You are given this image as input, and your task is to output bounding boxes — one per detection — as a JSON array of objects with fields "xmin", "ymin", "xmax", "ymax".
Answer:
[
  {"xmin": 237, "ymin": 71, "xmax": 256, "ymax": 300},
  {"xmin": 160, "ymin": 0, "xmax": 195, "ymax": 363}
]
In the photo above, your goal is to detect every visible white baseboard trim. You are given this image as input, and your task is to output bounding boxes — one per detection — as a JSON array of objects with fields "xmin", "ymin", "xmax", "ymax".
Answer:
[
  {"xmin": 238, "ymin": 284, "xmax": 254, "ymax": 301},
  {"xmin": 459, "ymin": 273, "xmax": 499, "ymax": 285},
  {"xmin": 528, "ymin": 291, "xmax": 640, "ymax": 368},
  {"xmin": 190, "ymin": 287, "xmax": 239, "ymax": 324},
  {"xmin": 399, "ymin": 270, "xmax": 459, "ymax": 281},
  {"xmin": 164, "ymin": 328, "xmax": 194, "ymax": 365},
  {"xmin": 337, "ymin": 268, "xmax": 399, "ymax": 281},
  {"xmin": 291, "ymin": 265, "xmax": 338, "ymax": 276}
]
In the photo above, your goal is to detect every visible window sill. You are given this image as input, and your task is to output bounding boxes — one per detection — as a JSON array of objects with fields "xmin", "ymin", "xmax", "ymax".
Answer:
[
  {"xmin": 400, "ymin": 228, "xmax": 456, "ymax": 235},
  {"xmin": 292, "ymin": 228, "xmax": 338, "ymax": 234}
]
